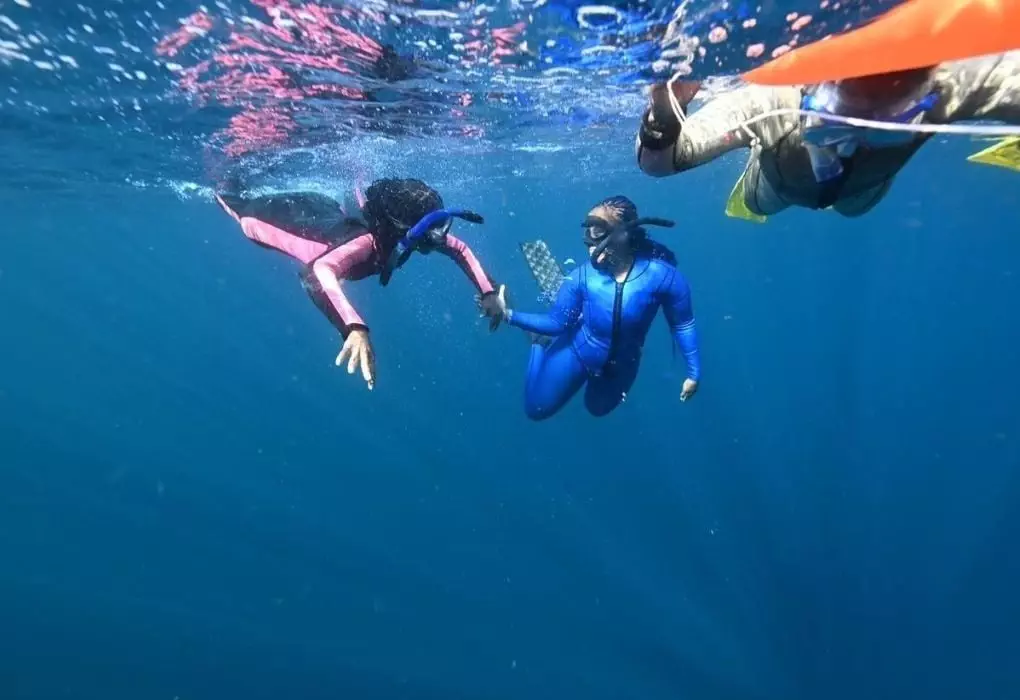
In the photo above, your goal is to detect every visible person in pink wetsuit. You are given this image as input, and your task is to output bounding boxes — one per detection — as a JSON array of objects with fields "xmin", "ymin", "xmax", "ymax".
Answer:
[{"xmin": 215, "ymin": 178, "xmax": 505, "ymax": 390}]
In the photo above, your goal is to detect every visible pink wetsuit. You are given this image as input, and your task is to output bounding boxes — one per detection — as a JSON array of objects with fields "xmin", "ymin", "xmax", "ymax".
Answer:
[{"xmin": 216, "ymin": 191, "xmax": 495, "ymax": 337}]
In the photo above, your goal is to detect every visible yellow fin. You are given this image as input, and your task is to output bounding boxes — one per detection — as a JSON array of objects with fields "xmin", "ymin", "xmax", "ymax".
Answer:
[
  {"xmin": 967, "ymin": 136, "xmax": 1020, "ymax": 172},
  {"xmin": 725, "ymin": 171, "xmax": 767, "ymax": 223}
]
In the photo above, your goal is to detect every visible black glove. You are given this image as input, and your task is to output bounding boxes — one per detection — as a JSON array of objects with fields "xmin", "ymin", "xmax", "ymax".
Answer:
[{"xmin": 639, "ymin": 80, "xmax": 701, "ymax": 150}]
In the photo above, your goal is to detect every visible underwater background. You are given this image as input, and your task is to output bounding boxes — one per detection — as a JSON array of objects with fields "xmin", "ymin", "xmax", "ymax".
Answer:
[{"xmin": 2, "ymin": 0, "xmax": 1019, "ymax": 698}]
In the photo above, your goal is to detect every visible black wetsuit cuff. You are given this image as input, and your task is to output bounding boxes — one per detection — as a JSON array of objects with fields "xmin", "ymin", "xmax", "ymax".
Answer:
[
  {"xmin": 346, "ymin": 323, "xmax": 369, "ymax": 336},
  {"xmin": 639, "ymin": 121, "xmax": 679, "ymax": 150},
  {"xmin": 480, "ymin": 289, "xmax": 498, "ymax": 299},
  {"xmin": 639, "ymin": 103, "xmax": 681, "ymax": 150}
]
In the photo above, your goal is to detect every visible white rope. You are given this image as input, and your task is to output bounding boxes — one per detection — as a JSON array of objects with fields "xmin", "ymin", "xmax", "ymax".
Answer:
[
  {"xmin": 743, "ymin": 107, "xmax": 1020, "ymax": 136},
  {"xmin": 660, "ymin": 66, "xmax": 1020, "ymax": 138}
]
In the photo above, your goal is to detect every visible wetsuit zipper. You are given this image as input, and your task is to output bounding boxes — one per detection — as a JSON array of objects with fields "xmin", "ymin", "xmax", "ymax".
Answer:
[{"xmin": 608, "ymin": 262, "xmax": 633, "ymax": 364}]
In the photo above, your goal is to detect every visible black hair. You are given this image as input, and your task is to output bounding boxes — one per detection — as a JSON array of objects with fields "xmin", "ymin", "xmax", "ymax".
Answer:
[
  {"xmin": 593, "ymin": 195, "xmax": 678, "ymax": 266},
  {"xmin": 362, "ymin": 178, "xmax": 443, "ymax": 251}
]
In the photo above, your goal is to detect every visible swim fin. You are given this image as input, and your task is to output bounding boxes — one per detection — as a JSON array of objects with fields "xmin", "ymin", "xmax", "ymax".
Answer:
[
  {"xmin": 520, "ymin": 239, "xmax": 567, "ymax": 301},
  {"xmin": 725, "ymin": 171, "xmax": 767, "ymax": 223},
  {"xmin": 967, "ymin": 136, "xmax": 1020, "ymax": 172}
]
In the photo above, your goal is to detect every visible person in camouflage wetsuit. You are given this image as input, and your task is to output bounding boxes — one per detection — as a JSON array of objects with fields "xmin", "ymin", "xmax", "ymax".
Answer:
[{"xmin": 636, "ymin": 52, "xmax": 1020, "ymax": 218}]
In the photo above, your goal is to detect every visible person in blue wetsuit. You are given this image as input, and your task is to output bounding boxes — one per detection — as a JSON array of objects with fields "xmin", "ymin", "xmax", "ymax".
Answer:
[{"xmin": 482, "ymin": 196, "xmax": 701, "ymax": 420}]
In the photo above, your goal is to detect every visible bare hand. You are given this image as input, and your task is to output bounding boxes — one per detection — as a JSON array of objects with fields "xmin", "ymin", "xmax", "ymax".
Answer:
[
  {"xmin": 680, "ymin": 378, "xmax": 698, "ymax": 402},
  {"xmin": 476, "ymin": 284, "xmax": 509, "ymax": 331},
  {"xmin": 335, "ymin": 329, "xmax": 376, "ymax": 390}
]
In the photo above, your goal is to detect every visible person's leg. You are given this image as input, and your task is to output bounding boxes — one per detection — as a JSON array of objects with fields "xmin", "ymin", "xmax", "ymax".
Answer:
[
  {"xmin": 743, "ymin": 158, "xmax": 792, "ymax": 217},
  {"xmin": 584, "ymin": 353, "xmax": 641, "ymax": 417},
  {"xmin": 832, "ymin": 178, "xmax": 893, "ymax": 217},
  {"xmin": 214, "ymin": 192, "xmax": 339, "ymax": 264},
  {"xmin": 215, "ymin": 189, "xmax": 374, "ymax": 339},
  {"xmin": 523, "ymin": 335, "xmax": 588, "ymax": 421}
]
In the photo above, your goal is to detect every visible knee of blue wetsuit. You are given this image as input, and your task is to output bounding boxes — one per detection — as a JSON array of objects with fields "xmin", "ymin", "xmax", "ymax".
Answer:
[
  {"xmin": 583, "ymin": 357, "xmax": 639, "ymax": 417},
  {"xmin": 524, "ymin": 396, "xmax": 556, "ymax": 421},
  {"xmin": 522, "ymin": 337, "xmax": 588, "ymax": 421}
]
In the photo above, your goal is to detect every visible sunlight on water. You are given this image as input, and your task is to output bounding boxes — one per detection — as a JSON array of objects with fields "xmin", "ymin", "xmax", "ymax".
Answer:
[{"xmin": 0, "ymin": 0, "xmax": 897, "ymax": 190}]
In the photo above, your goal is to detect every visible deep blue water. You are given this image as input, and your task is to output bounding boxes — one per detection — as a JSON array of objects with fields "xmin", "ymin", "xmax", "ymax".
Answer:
[{"xmin": 2, "ymin": 125, "xmax": 1020, "ymax": 699}]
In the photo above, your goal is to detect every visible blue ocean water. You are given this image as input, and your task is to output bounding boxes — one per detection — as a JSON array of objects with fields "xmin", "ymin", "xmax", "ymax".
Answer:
[{"xmin": 2, "ymin": 0, "xmax": 1020, "ymax": 698}]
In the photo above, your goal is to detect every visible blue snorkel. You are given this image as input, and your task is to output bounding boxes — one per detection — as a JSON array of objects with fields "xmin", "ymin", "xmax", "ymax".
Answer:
[{"xmin": 380, "ymin": 207, "xmax": 485, "ymax": 286}]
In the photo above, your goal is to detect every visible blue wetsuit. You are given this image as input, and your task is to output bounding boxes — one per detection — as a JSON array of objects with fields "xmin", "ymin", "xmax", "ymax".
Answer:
[{"xmin": 507, "ymin": 253, "xmax": 701, "ymax": 420}]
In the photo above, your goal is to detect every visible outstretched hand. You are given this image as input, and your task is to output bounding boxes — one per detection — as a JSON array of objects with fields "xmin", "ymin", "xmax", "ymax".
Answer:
[
  {"xmin": 336, "ymin": 329, "xmax": 376, "ymax": 390},
  {"xmin": 476, "ymin": 284, "xmax": 509, "ymax": 331}
]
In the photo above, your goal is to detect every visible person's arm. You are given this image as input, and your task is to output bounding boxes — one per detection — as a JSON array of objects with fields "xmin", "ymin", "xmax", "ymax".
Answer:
[
  {"xmin": 506, "ymin": 268, "xmax": 583, "ymax": 336},
  {"xmin": 436, "ymin": 234, "xmax": 497, "ymax": 297},
  {"xmin": 937, "ymin": 51, "xmax": 1020, "ymax": 124},
  {"xmin": 637, "ymin": 82, "xmax": 801, "ymax": 177},
  {"xmin": 660, "ymin": 268, "xmax": 701, "ymax": 382},
  {"xmin": 307, "ymin": 234, "xmax": 376, "ymax": 337}
]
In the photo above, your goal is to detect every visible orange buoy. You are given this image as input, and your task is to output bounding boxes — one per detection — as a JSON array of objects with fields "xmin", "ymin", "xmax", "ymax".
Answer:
[{"xmin": 743, "ymin": 0, "xmax": 1020, "ymax": 85}]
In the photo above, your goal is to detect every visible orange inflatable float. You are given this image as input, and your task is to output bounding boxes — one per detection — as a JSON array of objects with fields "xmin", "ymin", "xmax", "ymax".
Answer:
[{"xmin": 742, "ymin": 0, "xmax": 1020, "ymax": 85}]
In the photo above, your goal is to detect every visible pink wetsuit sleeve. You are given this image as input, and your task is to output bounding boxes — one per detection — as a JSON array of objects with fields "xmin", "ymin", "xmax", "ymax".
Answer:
[
  {"xmin": 439, "ymin": 235, "xmax": 495, "ymax": 295},
  {"xmin": 311, "ymin": 234, "xmax": 376, "ymax": 330}
]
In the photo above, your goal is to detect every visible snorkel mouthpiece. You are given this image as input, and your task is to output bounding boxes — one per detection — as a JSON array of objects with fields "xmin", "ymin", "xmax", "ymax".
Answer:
[{"xmin": 380, "ymin": 208, "xmax": 485, "ymax": 286}]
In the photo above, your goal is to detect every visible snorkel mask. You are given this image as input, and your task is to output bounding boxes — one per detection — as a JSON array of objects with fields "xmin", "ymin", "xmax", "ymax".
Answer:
[
  {"xmin": 801, "ymin": 75, "xmax": 939, "ymax": 150},
  {"xmin": 798, "ymin": 70, "xmax": 938, "ymax": 184},
  {"xmin": 379, "ymin": 207, "xmax": 484, "ymax": 286},
  {"xmin": 583, "ymin": 214, "xmax": 675, "ymax": 266}
]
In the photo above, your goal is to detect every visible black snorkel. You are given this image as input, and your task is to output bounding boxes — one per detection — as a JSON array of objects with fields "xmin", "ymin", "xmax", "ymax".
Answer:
[
  {"xmin": 379, "ymin": 208, "xmax": 485, "ymax": 286},
  {"xmin": 584, "ymin": 215, "xmax": 675, "ymax": 265}
]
